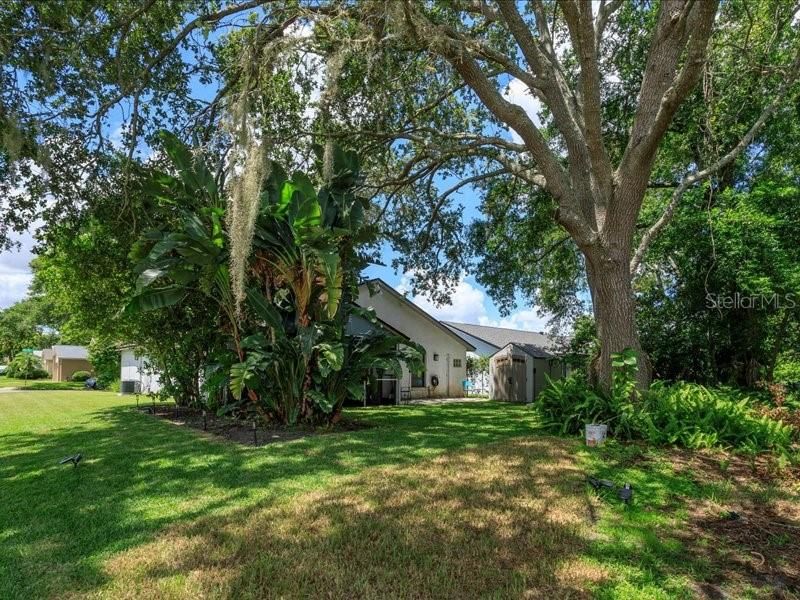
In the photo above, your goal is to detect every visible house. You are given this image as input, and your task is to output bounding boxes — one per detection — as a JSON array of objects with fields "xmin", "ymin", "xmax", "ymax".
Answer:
[
  {"xmin": 442, "ymin": 322, "xmax": 568, "ymax": 403},
  {"xmin": 41, "ymin": 345, "xmax": 92, "ymax": 382},
  {"xmin": 355, "ymin": 279, "xmax": 475, "ymax": 402},
  {"xmin": 120, "ymin": 348, "xmax": 162, "ymax": 395}
]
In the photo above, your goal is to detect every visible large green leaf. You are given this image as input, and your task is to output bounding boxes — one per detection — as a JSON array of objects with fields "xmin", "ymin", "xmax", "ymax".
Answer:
[
  {"xmin": 316, "ymin": 342, "xmax": 344, "ymax": 377},
  {"xmin": 346, "ymin": 381, "xmax": 366, "ymax": 402},
  {"xmin": 307, "ymin": 389, "xmax": 335, "ymax": 414},
  {"xmin": 135, "ymin": 268, "xmax": 166, "ymax": 290},
  {"xmin": 317, "ymin": 251, "xmax": 342, "ymax": 319},
  {"xmin": 229, "ymin": 362, "xmax": 249, "ymax": 400},
  {"xmin": 126, "ymin": 286, "xmax": 186, "ymax": 314},
  {"xmin": 157, "ymin": 130, "xmax": 217, "ymax": 202},
  {"xmin": 246, "ymin": 287, "xmax": 284, "ymax": 335}
]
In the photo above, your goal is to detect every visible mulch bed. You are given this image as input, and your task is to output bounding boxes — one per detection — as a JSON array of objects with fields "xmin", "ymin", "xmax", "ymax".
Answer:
[{"xmin": 136, "ymin": 403, "xmax": 370, "ymax": 447}]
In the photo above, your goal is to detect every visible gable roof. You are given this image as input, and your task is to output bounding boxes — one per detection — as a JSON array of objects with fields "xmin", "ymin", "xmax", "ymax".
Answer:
[
  {"xmin": 494, "ymin": 342, "xmax": 554, "ymax": 360},
  {"xmin": 442, "ymin": 321, "xmax": 561, "ymax": 358},
  {"xmin": 52, "ymin": 345, "xmax": 89, "ymax": 360},
  {"xmin": 358, "ymin": 279, "xmax": 476, "ymax": 351}
]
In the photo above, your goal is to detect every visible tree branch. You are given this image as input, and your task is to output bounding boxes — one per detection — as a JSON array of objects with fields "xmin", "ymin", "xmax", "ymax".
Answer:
[
  {"xmin": 94, "ymin": 0, "xmax": 278, "ymax": 122},
  {"xmin": 417, "ymin": 167, "xmax": 509, "ymax": 249},
  {"xmin": 618, "ymin": 0, "xmax": 718, "ymax": 184},
  {"xmin": 630, "ymin": 49, "xmax": 800, "ymax": 273},
  {"xmin": 560, "ymin": 0, "xmax": 614, "ymax": 199},
  {"xmin": 594, "ymin": 0, "xmax": 624, "ymax": 55}
]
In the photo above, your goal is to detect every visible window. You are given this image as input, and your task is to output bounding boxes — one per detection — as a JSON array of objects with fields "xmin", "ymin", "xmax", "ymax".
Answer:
[
  {"xmin": 433, "ymin": 353, "xmax": 439, "ymax": 361},
  {"xmin": 412, "ymin": 350, "xmax": 426, "ymax": 387},
  {"xmin": 453, "ymin": 358, "xmax": 462, "ymax": 368}
]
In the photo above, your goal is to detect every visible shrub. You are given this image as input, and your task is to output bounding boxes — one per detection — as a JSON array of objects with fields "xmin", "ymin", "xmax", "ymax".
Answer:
[
  {"xmin": 536, "ymin": 351, "xmax": 795, "ymax": 453},
  {"xmin": 538, "ymin": 374, "xmax": 611, "ymax": 436},
  {"xmin": 6, "ymin": 352, "xmax": 49, "ymax": 379},
  {"xmin": 774, "ymin": 357, "xmax": 800, "ymax": 384},
  {"xmin": 89, "ymin": 339, "xmax": 120, "ymax": 388},
  {"xmin": 104, "ymin": 379, "xmax": 121, "ymax": 393},
  {"xmin": 71, "ymin": 370, "xmax": 92, "ymax": 382},
  {"xmin": 642, "ymin": 382, "xmax": 794, "ymax": 452}
]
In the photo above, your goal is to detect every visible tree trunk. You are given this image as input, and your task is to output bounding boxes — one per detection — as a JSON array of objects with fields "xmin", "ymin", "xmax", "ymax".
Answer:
[{"xmin": 584, "ymin": 246, "xmax": 652, "ymax": 391}]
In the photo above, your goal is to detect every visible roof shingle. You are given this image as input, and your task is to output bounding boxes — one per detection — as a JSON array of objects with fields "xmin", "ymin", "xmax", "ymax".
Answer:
[
  {"xmin": 442, "ymin": 322, "xmax": 562, "ymax": 358},
  {"xmin": 52, "ymin": 345, "xmax": 89, "ymax": 360}
]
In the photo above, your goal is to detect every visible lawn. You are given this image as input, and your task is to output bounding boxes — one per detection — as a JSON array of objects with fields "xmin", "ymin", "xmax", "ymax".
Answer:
[
  {"xmin": 0, "ymin": 376, "xmax": 85, "ymax": 390},
  {"xmin": 1, "ymin": 392, "xmax": 797, "ymax": 599}
]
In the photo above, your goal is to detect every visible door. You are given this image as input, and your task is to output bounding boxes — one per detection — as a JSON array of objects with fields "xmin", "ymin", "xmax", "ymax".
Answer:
[
  {"xmin": 493, "ymin": 356, "xmax": 510, "ymax": 400},
  {"xmin": 493, "ymin": 355, "xmax": 526, "ymax": 402},
  {"xmin": 511, "ymin": 357, "xmax": 526, "ymax": 402}
]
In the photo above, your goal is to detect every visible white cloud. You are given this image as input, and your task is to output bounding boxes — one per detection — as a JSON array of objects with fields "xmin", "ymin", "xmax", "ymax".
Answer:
[
  {"xmin": 0, "ymin": 271, "xmax": 33, "ymax": 309},
  {"xmin": 395, "ymin": 273, "xmax": 553, "ymax": 333},
  {"xmin": 488, "ymin": 308, "xmax": 551, "ymax": 333},
  {"xmin": 1, "ymin": 167, "xmax": 45, "ymax": 309},
  {"xmin": 0, "ymin": 230, "xmax": 35, "ymax": 308},
  {"xmin": 502, "ymin": 78, "xmax": 544, "ymax": 143},
  {"xmin": 397, "ymin": 274, "xmax": 491, "ymax": 324}
]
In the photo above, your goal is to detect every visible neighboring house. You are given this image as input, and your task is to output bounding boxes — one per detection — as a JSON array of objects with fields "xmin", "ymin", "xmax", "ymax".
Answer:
[
  {"xmin": 355, "ymin": 279, "xmax": 475, "ymax": 402},
  {"xmin": 42, "ymin": 345, "xmax": 92, "ymax": 382},
  {"xmin": 120, "ymin": 348, "xmax": 163, "ymax": 395},
  {"xmin": 442, "ymin": 322, "xmax": 568, "ymax": 403}
]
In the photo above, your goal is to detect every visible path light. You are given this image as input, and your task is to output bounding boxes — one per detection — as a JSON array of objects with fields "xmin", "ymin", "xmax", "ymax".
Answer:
[
  {"xmin": 618, "ymin": 483, "xmax": 633, "ymax": 505},
  {"xmin": 203, "ymin": 410, "xmax": 207, "ymax": 431},
  {"xmin": 253, "ymin": 420, "xmax": 258, "ymax": 446},
  {"xmin": 59, "ymin": 454, "xmax": 82, "ymax": 468}
]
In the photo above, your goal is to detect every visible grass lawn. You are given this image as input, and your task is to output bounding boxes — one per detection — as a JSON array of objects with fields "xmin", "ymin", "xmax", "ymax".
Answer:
[
  {"xmin": 0, "ymin": 376, "xmax": 85, "ymax": 390},
  {"xmin": 1, "ymin": 392, "xmax": 798, "ymax": 599}
]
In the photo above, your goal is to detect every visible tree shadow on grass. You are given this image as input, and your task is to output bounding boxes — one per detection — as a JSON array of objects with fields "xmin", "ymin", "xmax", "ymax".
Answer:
[
  {"xmin": 96, "ymin": 437, "xmax": 605, "ymax": 599},
  {"xmin": 0, "ymin": 401, "xmax": 544, "ymax": 598},
  {"xmin": 581, "ymin": 444, "xmax": 800, "ymax": 598}
]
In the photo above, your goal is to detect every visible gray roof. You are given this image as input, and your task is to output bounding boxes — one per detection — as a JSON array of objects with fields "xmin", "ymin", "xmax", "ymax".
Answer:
[
  {"xmin": 507, "ymin": 342, "xmax": 554, "ymax": 359},
  {"xmin": 52, "ymin": 345, "xmax": 89, "ymax": 360},
  {"xmin": 442, "ymin": 322, "xmax": 561, "ymax": 359}
]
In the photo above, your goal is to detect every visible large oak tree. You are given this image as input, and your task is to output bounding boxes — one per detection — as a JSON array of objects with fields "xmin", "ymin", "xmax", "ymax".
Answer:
[{"xmin": 3, "ymin": 1, "xmax": 800, "ymax": 388}]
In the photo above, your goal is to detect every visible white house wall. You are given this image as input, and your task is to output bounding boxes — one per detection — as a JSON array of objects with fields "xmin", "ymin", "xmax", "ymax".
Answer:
[
  {"xmin": 357, "ymin": 286, "xmax": 469, "ymax": 398},
  {"xmin": 120, "ymin": 349, "xmax": 163, "ymax": 395}
]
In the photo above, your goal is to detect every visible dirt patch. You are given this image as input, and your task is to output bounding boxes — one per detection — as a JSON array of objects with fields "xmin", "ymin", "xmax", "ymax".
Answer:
[
  {"xmin": 137, "ymin": 404, "xmax": 370, "ymax": 447},
  {"xmin": 687, "ymin": 499, "xmax": 800, "ymax": 597},
  {"xmin": 661, "ymin": 448, "xmax": 800, "ymax": 596},
  {"xmin": 667, "ymin": 446, "xmax": 800, "ymax": 486}
]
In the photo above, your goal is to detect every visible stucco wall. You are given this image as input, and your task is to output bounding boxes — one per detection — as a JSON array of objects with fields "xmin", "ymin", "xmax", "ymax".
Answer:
[
  {"xmin": 55, "ymin": 358, "xmax": 92, "ymax": 382},
  {"xmin": 357, "ymin": 286, "xmax": 468, "ymax": 398}
]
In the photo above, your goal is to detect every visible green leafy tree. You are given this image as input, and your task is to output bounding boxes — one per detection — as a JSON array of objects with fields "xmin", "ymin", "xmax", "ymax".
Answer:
[
  {"xmin": 6, "ymin": 351, "xmax": 48, "ymax": 379},
  {"xmin": 31, "ymin": 151, "xmax": 224, "ymax": 406},
  {"xmin": 6, "ymin": 1, "xmax": 800, "ymax": 392},
  {"xmin": 130, "ymin": 134, "xmax": 421, "ymax": 424},
  {"xmin": 637, "ymin": 179, "xmax": 800, "ymax": 386},
  {"xmin": 0, "ymin": 297, "xmax": 63, "ymax": 362}
]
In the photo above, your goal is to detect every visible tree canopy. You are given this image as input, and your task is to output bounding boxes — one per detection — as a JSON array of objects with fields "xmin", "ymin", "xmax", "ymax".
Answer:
[{"xmin": 3, "ymin": 0, "xmax": 800, "ymax": 388}]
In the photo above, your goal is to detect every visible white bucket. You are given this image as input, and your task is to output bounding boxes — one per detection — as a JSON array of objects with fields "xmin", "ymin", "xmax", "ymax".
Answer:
[{"xmin": 585, "ymin": 424, "xmax": 608, "ymax": 447}]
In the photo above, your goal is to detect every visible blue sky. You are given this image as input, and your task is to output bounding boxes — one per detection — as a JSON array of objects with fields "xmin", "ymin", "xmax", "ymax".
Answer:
[{"xmin": 0, "ymin": 20, "xmax": 554, "ymax": 332}]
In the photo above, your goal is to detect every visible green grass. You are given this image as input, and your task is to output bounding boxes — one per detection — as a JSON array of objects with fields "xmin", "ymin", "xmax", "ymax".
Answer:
[
  {"xmin": 1, "ymin": 392, "xmax": 797, "ymax": 599},
  {"xmin": 0, "ymin": 376, "xmax": 85, "ymax": 390}
]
